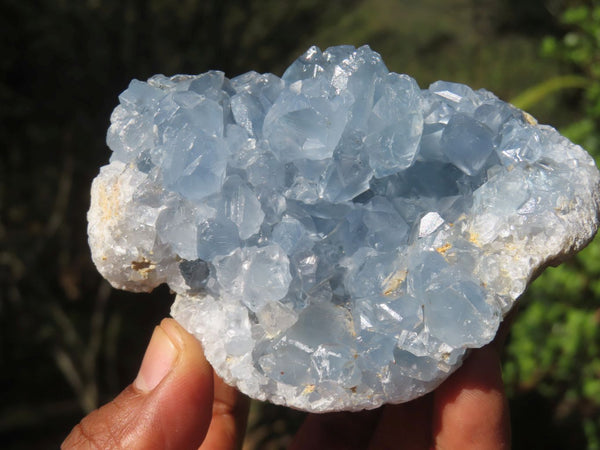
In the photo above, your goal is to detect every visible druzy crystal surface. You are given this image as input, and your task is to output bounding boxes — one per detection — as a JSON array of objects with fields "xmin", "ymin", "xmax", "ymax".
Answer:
[{"xmin": 88, "ymin": 45, "xmax": 600, "ymax": 412}]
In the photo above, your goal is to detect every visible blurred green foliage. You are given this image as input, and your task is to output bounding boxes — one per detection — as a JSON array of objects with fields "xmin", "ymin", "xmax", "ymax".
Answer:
[
  {"xmin": 504, "ymin": 3, "xmax": 600, "ymax": 449},
  {"xmin": 1, "ymin": 0, "xmax": 600, "ymax": 448},
  {"xmin": 542, "ymin": 2, "xmax": 600, "ymax": 151}
]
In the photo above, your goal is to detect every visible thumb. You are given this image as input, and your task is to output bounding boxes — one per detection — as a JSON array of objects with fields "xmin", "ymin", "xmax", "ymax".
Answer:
[{"xmin": 62, "ymin": 319, "xmax": 214, "ymax": 450}]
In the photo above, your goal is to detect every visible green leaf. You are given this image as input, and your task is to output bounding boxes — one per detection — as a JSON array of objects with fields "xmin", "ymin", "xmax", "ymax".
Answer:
[
  {"xmin": 509, "ymin": 75, "xmax": 590, "ymax": 110},
  {"xmin": 563, "ymin": 5, "xmax": 590, "ymax": 25}
]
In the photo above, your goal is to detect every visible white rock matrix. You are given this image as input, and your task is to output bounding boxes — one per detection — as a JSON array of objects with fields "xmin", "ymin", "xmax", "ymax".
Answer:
[{"xmin": 88, "ymin": 45, "xmax": 600, "ymax": 412}]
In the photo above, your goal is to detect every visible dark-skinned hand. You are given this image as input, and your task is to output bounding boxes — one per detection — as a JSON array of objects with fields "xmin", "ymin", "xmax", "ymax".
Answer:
[{"xmin": 62, "ymin": 318, "xmax": 510, "ymax": 449}]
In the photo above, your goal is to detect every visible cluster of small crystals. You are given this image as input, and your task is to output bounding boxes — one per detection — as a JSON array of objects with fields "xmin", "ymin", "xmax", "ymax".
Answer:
[{"xmin": 91, "ymin": 45, "xmax": 600, "ymax": 412}]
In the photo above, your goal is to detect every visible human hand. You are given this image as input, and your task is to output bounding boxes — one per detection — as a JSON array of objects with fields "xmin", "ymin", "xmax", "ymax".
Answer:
[
  {"xmin": 62, "ymin": 318, "xmax": 510, "ymax": 450},
  {"xmin": 62, "ymin": 319, "xmax": 250, "ymax": 449}
]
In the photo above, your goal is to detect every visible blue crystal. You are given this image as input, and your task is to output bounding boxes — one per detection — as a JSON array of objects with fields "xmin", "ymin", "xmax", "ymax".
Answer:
[
  {"xmin": 441, "ymin": 113, "xmax": 495, "ymax": 176},
  {"xmin": 196, "ymin": 217, "xmax": 240, "ymax": 260},
  {"xmin": 91, "ymin": 44, "xmax": 600, "ymax": 412}
]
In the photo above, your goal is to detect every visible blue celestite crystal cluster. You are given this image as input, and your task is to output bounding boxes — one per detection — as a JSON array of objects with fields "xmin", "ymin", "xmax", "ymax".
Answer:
[{"xmin": 88, "ymin": 45, "xmax": 600, "ymax": 412}]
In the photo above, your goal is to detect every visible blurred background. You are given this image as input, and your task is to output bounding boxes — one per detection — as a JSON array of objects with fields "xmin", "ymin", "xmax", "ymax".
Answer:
[{"xmin": 1, "ymin": 0, "xmax": 600, "ymax": 448}]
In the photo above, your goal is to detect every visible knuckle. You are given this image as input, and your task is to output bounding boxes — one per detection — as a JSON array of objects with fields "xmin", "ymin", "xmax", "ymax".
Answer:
[{"xmin": 62, "ymin": 407, "xmax": 130, "ymax": 449}]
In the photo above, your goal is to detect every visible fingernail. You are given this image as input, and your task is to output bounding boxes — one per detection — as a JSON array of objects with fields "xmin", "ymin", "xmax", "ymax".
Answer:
[{"xmin": 134, "ymin": 325, "xmax": 179, "ymax": 393}]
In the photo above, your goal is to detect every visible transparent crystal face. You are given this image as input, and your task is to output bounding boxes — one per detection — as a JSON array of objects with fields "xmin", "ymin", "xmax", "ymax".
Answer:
[{"xmin": 90, "ymin": 45, "xmax": 600, "ymax": 412}]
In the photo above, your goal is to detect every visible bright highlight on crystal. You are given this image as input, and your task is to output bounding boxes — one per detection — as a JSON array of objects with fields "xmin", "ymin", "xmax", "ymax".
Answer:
[{"xmin": 88, "ymin": 45, "xmax": 600, "ymax": 412}]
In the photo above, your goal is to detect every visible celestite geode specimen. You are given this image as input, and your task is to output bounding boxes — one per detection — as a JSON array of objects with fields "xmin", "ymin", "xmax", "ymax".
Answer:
[{"xmin": 88, "ymin": 45, "xmax": 600, "ymax": 412}]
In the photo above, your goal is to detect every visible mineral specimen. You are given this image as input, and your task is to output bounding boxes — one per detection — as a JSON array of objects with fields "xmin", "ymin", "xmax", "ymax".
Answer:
[{"xmin": 88, "ymin": 45, "xmax": 600, "ymax": 412}]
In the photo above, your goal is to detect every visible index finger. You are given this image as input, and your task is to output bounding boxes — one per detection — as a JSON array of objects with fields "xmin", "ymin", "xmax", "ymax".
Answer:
[{"xmin": 199, "ymin": 373, "xmax": 250, "ymax": 450}]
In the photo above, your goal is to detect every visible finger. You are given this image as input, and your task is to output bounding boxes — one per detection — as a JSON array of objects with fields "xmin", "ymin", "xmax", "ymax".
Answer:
[
  {"xmin": 367, "ymin": 394, "xmax": 433, "ymax": 450},
  {"xmin": 199, "ymin": 373, "xmax": 250, "ymax": 450},
  {"xmin": 432, "ymin": 345, "xmax": 511, "ymax": 450},
  {"xmin": 289, "ymin": 409, "xmax": 381, "ymax": 450},
  {"xmin": 62, "ymin": 318, "xmax": 214, "ymax": 450}
]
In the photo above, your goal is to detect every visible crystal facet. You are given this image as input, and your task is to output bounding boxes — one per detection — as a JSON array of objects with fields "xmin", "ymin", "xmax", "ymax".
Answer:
[{"xmin": 88, "ymin": 45, "xmax": 600, "ymax": 412}]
